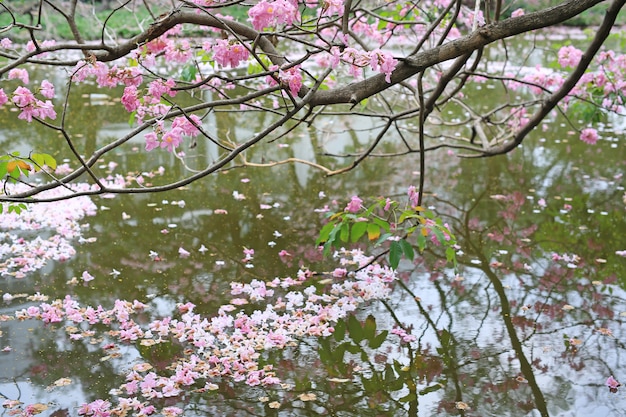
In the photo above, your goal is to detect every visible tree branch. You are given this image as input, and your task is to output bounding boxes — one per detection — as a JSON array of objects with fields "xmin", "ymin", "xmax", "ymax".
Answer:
[{"xmin": 479, "ymin": 0, "xmax": 626, "ymax": 156}]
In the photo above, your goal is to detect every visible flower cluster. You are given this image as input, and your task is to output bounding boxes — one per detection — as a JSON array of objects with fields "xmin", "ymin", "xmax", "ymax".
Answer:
[
  {"xmin": 558, "ymin": 45, "xmax": 583, "ymax": 68},
  {"xmin": 391, "ymin": 327, "xmax": 417, "ymax": 343},
  {"xmin": 248, "ymin": 0, "xmax": 300, "ymax": 31},
  {"xmin": 144, "ymin": 115, "xmax": 202, "ymax": 153},
  {"xmin": 0, "ymin": 180, "xmax": 101, "ymax": 278},
  {"xmin": 9, "ymin": 249, "xmax": 395, "ymax": 415},
  {"xmin": 212, "ymin": 39, "xmax": 250, "ymax": 68},
  {"xmin": 579, "ymin": 127, "xmax": 599, "ymax": 145},
  {"xmin": 317, "ymin": 46, "xmax": 398, "ymax": 83},
  {"xmin": 1, "ymin": 74, "xmax": 58, "ymax": 122}
]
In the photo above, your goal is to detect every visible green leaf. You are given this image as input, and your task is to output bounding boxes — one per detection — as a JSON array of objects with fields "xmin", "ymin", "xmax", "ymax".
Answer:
[
  {"xmin": 389, "ymin": 240, "xmax": 402, "ymax": 269},
  {"xmin": 322, "ymin": 223, "xmax": 343, "ymax": 256},
  {"xmin": 351, "ymin": 221, "xmax": 368, "ymax": 242},
  {"xmin": 363, "ymin": 315, "xmax": 376, "ymax": 340},
  {"xmin": 347, "ymin": 315, "xmax": 364, "ymax": 344},
  {"xmin": 398, "ymin": 210, "xmax": 421, "ymax": 224},
  {"xmin": 446, "ymin": 246, "xmax": 457, "ymax": 266},
  {"xmin": 372, "ymin": 217, "xmax": 391, "ymax": 232},
  {"xmin": 419, "ymin": 383, "xmax": 444, "ymax": 395},
  {"xmin": 399, "ymin": 239, "xmax": 414, "ymax": 261},
  {"xmin": 333, "ymin": 318, "xmax": 346, "ymax": 342},
  {"xmin": 339, "ymin": 221, "xmax": 350, "ymax": 242},
  {"xmin": 8, "ymin": 203, "xmax": 26, "ymax": 215},
  {"xmin": 398, "ymin": 392, "xmax": 417, "ymax": 403},
  {"xmin": 0, "ymin": 162, "xmax": 7, "ymax": 180},
  {"xmin": 384, "ymin": 363, "xmax": 396, "ymax": 383},
  {"xmin": 181, "ymin": 64, "xmax": 198, "ymax": 82},
  {"xmin": 345, "ymin": 342, "xmax": 361, "ymax": 355},
  {"xmin": 316, "ymin": 221, "xmax": 336, "ymax": 245},
  {"xmin": 369, "ymin": 330, "xmax": 388, "ymax": 349},
  {"xmin": 318, "ymin": 338, "xmax": 331, "ymax": 364},
  {"xmin": 375, "ymin": 232, "xmax": 393, "ymax": 246},
  {"xmin": 43, "ymin": 153, "xmax": 56, "ymax": 170},
  {"xmin": 30, "ymin": 153, "xmax": 56, "ymax": 171},
  {"xmin": 432, "ymin": 227, "xmax": 446, "ymax": 245},
  {"xmin": 367, "ymin": 223, "xmax": 380, "ymax": 241},
  {"xmin": 416, "ymin": 233, "xmax": 427, "ymax": 252},
  {"xmin": 440, "ymin": 329, "xmax": 451, "ymax": 348}
]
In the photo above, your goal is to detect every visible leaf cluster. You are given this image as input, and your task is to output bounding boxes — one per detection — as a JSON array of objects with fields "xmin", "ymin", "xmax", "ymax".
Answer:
[
  {"xmin": 316, "ymin": 196, "xmax": 457, "ymax": 270},
  {"xmin": 0, "ymin": 151, "xmax": 56, "ymax": 214}
]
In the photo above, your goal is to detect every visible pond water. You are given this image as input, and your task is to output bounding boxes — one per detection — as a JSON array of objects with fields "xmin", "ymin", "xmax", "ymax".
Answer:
[{"xmin": 2, "ymin": 34, "xmax": 626, "ymax": 416}]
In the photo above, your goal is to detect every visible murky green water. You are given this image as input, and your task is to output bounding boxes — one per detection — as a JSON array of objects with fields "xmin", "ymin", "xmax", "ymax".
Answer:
[{"xmin": 2, "ymin": 37, "xmax": 626, "ymax": 416}]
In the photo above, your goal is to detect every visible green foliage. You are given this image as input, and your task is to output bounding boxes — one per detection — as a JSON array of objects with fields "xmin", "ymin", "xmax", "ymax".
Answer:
[
  {"xmin": 0, "ymin": 152, "xmax": 56, "ymax": 215},
  {"xmin": 180, "ymin": 64, "xmax": 198, "ymax": 83},
  {"xmin": 316, "ymin": 195, "xmax": 457, "ymax": 270},
  {"xmin": 318, "ymin": 315, "xmax": 444, "ymax": 411},
  {"xmin": 0, "ymin": 152, "xmax": 57, "ymax": 183},
  {"xmin": 247, "ymin": 55, "xmax": 273, "ymax": 76}
]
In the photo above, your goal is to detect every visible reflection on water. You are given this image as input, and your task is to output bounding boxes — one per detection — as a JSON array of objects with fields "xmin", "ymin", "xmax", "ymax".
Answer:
[{"xmin": 2, "ymin": 71, "xmax": 626, "ymax": 417}]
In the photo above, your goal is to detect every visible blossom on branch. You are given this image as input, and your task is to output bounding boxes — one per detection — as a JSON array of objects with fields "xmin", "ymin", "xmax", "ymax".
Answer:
[
  {"xmin": 369, "ymin": 49, "xmax": 397, "ymax": 83},
  {"xmin": 212, "ymin": 39, "xmax": 250, "ymax": 68},
  {"xmin": 558, "ymin": 45, "xmax": 583, "ymax": 68},
  {"xmin": 248, "ymin": 0, "xmax": 300, "ymax": 31},
  {"xmin": 579, "ymin": 127, "xmax": 598, "ymax": 145},
  {"xmin": 345, "ymin": 196, "xmax": 363, "ymax": 213}
]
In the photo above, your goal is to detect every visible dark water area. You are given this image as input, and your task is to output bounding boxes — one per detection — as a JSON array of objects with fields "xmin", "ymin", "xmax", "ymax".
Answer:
[{"xmin": 1, "ymin": 38, "xmax": 626, "ymax": 416}]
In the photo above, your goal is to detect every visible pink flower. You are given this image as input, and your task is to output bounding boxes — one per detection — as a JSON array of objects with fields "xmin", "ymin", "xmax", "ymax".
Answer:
[
  {"xmin": 607, "ymin": 375, "xmax": 621, "ymax": 393},
  {"xmin": 12, "ymin": 86, "xmax": 56, "ymax": 122},
  {"xmin": 391, "ymin": 327, "xmax": 417, "ymax": 343},
  {"xmin": 160, "ymin": 127, "xmax": 184, "ymax": 152},
  {"xmin": 320, "ymin": 0, "xmax": 344, "ymax": 16},
  {"xmin": 369, "ymin": 49, "xmax": 397, "ymax": 83},
  {"xmin": 332, "ymin": 268, "xmax": 347, "ymax": 277},
  {"xmin": 163, "ymin": 39, "xmax": 193, "ymax": 64},
  {"xmin": 33, "ymin": 99, "xmax": 56, "ymax": 121},
  {"xmin": 121, "ymin": 85, "xmax": 140, "ymax": 112},
  {"xmin": 511, "ymin": 8, "xmax": 525, "ymax": 17},
  {"xmin": 78, "ymin": 399, "xmax": 112, "ymax": 417},
  {"xmin": 243, "ymin": 248, "xmax": 255, "ymax": 259},
  {"xmin": 171, "ymin": 115, "xmax": 202, "ymax": 137},
  {"xmin": 144, "ymin": 131, "xmax": 160, "ymax": 151},
  {"xmin": 178, "ymin": 247, "xmax": 190, "ymax": 258},
  {"xmin": 248, "ymin": 0, "xmax": 299, "ymax": 31},
  {"xmin": 345, "ymin": 195, "xmax": 363, "ymax": 213},
  {"xmin": 8, "ymin": 68, "xmax": 29, "ymax": 84},
  {"xmin": 12, "ymin": 86, "xmax": 36, "ymax": 107},
  {"xmin": 147, "ymin": 78, "xmax": 177, "ymax": 102},
  {"xmin": 341, "ymin": 47, "xmax": 370, "ymax": 78},
  {"xmin": 0, "ymin": 38, "xmax": 12, "ymax": 49},
  {"xmin": 162, "ymin": 407, "xmax": 183, "ymax": 417},
  {"xmin": 579, "ymin": 128, "xmax": 598, "ymax": 145},
  {"xmin": 82, "ymin": 271, "xmax": 95, "ymax": 282},
  {"xmin": 212, "ymin": 39, "xmax": 250, "ymax": 68},
  {"xmin": 39, "ymin": 80, "xmax": 55, "ymax": 99},
  {"xmin": 0, "ymin": 89, "xmax": 7, "ymax": 106},
  {"xmin": 558, "ymin": 45, "xmax": 583, "ymax": 68},
  {"xmin": 407, "ymin": 185, "xmax": 419, "ymax": 207},
  {"xmin": 278, "ymin": 65, "xmax": 303, "ymax": 95}
]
